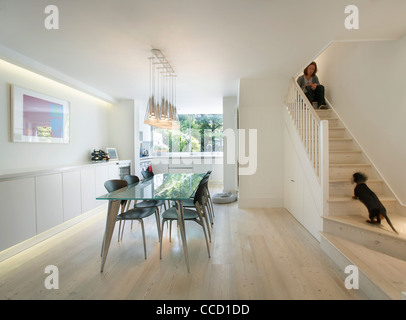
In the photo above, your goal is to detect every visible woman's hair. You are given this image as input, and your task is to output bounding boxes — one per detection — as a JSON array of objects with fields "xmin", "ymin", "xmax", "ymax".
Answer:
[{"xmin": 304, "ymin": 61, "xmax": 317, "ymax": 76}]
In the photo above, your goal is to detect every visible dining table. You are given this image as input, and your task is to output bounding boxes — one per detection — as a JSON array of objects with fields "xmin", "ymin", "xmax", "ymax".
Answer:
[{"xmin": 96, "ymin": 172, "xmax": 205, "ymax": 273}]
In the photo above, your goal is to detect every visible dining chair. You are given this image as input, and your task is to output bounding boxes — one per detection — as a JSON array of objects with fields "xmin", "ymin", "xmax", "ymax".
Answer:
[
  {"xmin": 180, "ymin": 177, "xmax": 212, "ymax": 241},
  {"xmin": 141, "ymin": 169, "xmax": 154, "ymax": 179},
  {"xmin": 160, "ymin": 180, "xmax": 211, "ymax": 260},
  {"xmin": 124, "ymin": 174, "xmax": 166, "ymax": 210},
  {"xmin": 189, "ymin": 171, "xmax": 215, "ymax": 225},
  {"xmin": 124, "ymin": 174, "xmax": 166, "ymax": 239},
  {"xmin": 104, "ymin": 179, "xmax": 160, "ymax": 259}
]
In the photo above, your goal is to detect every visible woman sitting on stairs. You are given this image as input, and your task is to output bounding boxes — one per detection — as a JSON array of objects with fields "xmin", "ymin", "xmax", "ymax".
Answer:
[{"xmin": 297, "ymin": 61, "xmax": 328, "ymax": 110}]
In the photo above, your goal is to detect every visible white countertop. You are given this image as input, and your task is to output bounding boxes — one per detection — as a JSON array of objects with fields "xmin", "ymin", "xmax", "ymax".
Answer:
[
  {"xmin": 139, "ymin": 152, "xmax": 223, "ymax": 161},
  {"xmin": 0, "ymin": 160, "xmax": 131, "ymax": 182}
]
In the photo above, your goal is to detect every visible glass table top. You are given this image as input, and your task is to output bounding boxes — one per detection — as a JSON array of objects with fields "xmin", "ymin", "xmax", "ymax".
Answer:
[{"xmin": 96, "ymin": 173, "xmax": 205, "ymax": 201}]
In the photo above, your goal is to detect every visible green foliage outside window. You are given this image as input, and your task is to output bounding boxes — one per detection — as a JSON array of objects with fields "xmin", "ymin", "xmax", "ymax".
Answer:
[{"xmin": 153, "ymin": 114, "xmax": 223, "ymax": 153}]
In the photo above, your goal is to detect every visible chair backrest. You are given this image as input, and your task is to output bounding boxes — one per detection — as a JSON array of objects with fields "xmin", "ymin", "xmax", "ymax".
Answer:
[
  {"xmin": 104, "ymin": 179, "xmax": 128, "ymax": 207},
  {"xmin": 124, "ymin": 175, "xmax": 140, "ymax": 185},
  {"xmin": 193, "ymin": 177, "xmax": 209, "ymax": 205},
  {"xmin": 141, "ymin": 170, "xmax": 154, "ymax": 179},
  {"xmin": 104, "ymin": 179, "xmax": 128, "ymax": 193}
]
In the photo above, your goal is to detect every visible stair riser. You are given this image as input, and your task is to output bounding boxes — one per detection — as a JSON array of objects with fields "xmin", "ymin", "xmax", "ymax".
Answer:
[
  {"xmin": 328, "ymin": 200, "xmax": 397, "ymax": 216},
  {"xmin": 330, "ymin": 152, "xmax": 363, "ymax": 164},
  {"xmin": 329, "ymin": 129, "xmax": 347, "ymax": 138},
  {"xmin": 320, "ymin": 234, "xmax": 391, "ymax": 300},
  {"xmin": 323, "ymin": 220, "xmax": 406, "ymax": 261},
  {"xmin": 325, "ymin": 119, "xmax": 340, "ymax": 127},
  {"xmin": 316, "ymin": 110, "xmax": 335, "ymax": 118},
  {"xmin": 330, "ymin": 165, "xmax": 372, "ymax": 179},
  {"xmin": 329, "ymin": 139, "xmax": 356, "ymax": 150},
  {"xmin": 330, "ymin": 181, "xmax": 384, "ymax": 196}
]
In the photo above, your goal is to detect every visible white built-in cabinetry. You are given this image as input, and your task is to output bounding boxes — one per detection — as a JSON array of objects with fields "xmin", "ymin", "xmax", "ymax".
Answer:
[
  {"xmin": 0, "ymin": 161, "xmax": 129, "ymax": 253},
  {"xmin": 151, "ymin": 156, "xmax": 223, "ymax": 182}
]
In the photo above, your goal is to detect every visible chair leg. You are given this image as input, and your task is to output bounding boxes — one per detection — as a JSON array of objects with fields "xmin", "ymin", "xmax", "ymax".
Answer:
[
  {"xmin": 169, "ymin": 220, "xmax": 172, "ymax": 242},
  {"xmin": 120, "ymin": 221, "xmax": 126, "ymax": 241},
  {"xmin": 139, "ymin": 219, "xmax": 147, "ymax": 260},
  {"xmin": 202, "ymin": 204, "xmax": 211, "ymax": 242},
  {"xmin": 118, "ymin": 221, "xmax": 122, "ymax": 242},
  {"xmin": 160, "ymin": 219, "xmax": 166, "ymax": 260},
  {"xmin": 154, "ymin": 207, "xmax": 161, "ymax": 242},
  {"xmin": 196, "ymin": 203, "xmax": 210, "ymax": 258}
]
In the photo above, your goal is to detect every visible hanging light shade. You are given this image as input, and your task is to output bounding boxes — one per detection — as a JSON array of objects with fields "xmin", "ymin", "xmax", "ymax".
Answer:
[
  {"xmin": 144, "ymin": 49, "xmax": 179, "ymax": 130},
  {"xmin": 144, "ymin": 95, "xmax": 160, "ymax": 126}
]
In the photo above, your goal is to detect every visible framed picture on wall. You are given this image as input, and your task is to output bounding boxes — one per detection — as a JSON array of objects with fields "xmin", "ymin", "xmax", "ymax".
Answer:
[
  {"xmin": 106, "ymin": 147, "xmax": 118, "ymax": 160},
  {"xmin": 10, "ymin": 85, "xmax": 70, "ymax": 143}
]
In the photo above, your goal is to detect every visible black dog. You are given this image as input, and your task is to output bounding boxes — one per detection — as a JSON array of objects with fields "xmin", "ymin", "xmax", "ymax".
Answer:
[{"xmin": 352, "ymin": 172, "xmax": 398, "ymax": 234}]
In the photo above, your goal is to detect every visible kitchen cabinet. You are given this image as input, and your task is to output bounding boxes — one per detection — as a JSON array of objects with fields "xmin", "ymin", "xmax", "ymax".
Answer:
[
  {"xmin": 0, "ymin": 160, "xmax": 132, "ymax": 256},
  {"xmin": 150, "ymin": 155, "xmax": 223, "ymax": 181},
  {"xmin": 35, "ymin": 174, "xmax": 64, "ymax": 233},
  {"xmin": 62, "ymin": 171, "xmax": 82, "ymax": 221},
  {"xmin": 0, "ymin": 178, "xmax": 36, "ymax": 252},
  {"xmin": 80, "ymin": 167, "xmax": 96, "ymax": 214}
]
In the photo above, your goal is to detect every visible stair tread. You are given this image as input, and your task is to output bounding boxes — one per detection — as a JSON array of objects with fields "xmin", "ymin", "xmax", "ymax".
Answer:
[
  {"xmin": 330, "ymin": 137, "xmax": 352, "ymax": 141},
  {"xmin": 330, "ymin": 150, "xmax": 362, "ymax": 153},
  {"xmin": 323, "ymin": 214, "xmax": 406, "ymax": 237},
  {"xmin": 328, "ymin": 196, "xmax": 397, "ymax": 206},
  {"xmin": 330, "ymin": 178, "xmax": 382, "ymax": 183},
  {"xmin": 329, "ymin": 195, "xmax": 396, "ymax": 201},
  {"xmin": 330, "ymin": 163, "xmax": 370, "ymax": 166},
  {"xmin": 321, "ymin": 231, "xmax": 406, "ymax": 300}
]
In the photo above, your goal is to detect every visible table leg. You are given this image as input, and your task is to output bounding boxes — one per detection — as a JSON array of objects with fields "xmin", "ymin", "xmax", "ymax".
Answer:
[
  {"xmin": 100, "ymin": 200, "xmax": 121, "ymax": 272},
  {"xmin": 175, "ymin": 200, "xmax": 190, "ymax": 273}
]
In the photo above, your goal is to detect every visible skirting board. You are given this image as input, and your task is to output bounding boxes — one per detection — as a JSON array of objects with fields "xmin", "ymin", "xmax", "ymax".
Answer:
[
  {"xmin": 0, "ymin": 204, "xmax": 107, "ymax": 263},
  {"xmin": 238, "ymin": 197, "xmax": 284, "ymax": 208}
]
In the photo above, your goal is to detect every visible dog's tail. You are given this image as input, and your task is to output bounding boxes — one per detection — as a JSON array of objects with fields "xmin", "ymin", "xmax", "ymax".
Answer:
[{"xmin": 381, "ymin": 213, "xmax": 398, "ymax": 234}]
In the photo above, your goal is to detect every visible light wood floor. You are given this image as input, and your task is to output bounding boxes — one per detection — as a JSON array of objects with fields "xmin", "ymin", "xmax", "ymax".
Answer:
[{"xmin": 0, "ymin": 193, "xmax": 367, "ymax": 300}]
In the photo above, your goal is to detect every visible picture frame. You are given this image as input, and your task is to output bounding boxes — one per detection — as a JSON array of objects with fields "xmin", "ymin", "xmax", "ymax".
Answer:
[
  {"xmin": 11, "ymin": 85, "xmax": 70, "ymax": 143},
  {"xmin": 106, "ymin": 147, "xmax": 119, "ymax": 160}
]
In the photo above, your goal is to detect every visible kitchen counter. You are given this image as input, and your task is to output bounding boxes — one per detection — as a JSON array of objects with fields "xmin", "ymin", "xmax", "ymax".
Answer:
[{"xmin": 0, "ymin": 160, "xmax": 131, "ymax": 182}]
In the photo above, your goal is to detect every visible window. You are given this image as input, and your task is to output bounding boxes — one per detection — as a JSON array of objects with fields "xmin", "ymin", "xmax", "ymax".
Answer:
[{"xmin": 152, "ymin": 114, "xmax": 223, "ymax": 154}]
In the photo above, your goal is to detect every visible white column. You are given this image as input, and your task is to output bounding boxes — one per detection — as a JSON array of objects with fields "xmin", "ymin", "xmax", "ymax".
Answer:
[{"xmin": 222, "ymin": 96, "xmax": 238, "ymax": 193}]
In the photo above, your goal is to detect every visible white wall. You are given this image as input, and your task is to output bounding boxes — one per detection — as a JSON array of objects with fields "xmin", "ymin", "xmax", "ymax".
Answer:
[
  {"xmin": 238, "ymin": 78, "xmax": 286, "ymax": 208},
  {"xmin": 0, "ymin": 59, "xmax": 112, "ymax": 173},
  {"xmin": 315, "ymin": 38, "xmax": 406, "ymax": 204},
  {"xmin": 108, "ymin": 99, "xmax": 136, "ymax": 173}
]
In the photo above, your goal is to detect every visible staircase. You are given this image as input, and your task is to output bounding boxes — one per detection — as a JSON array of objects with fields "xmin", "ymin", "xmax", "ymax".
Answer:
[{"xmin": 316, "ymin": 108, "xmax": 406, "ymax": 300}]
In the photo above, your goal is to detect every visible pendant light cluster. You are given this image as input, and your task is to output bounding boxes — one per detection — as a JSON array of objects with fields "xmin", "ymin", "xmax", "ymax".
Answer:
[{"xmin": 144, "ymin": 49, "xmax": 179, "ymax": 130}]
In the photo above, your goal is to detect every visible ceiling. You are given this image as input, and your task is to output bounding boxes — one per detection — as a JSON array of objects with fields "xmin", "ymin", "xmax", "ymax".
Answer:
[{"xmin": 1, "ymin": 0, "xmax": 406, "ymax": 113}]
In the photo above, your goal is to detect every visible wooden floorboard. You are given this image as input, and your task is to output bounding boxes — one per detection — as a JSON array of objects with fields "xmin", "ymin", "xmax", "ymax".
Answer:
[{"xmin": 0, "ymin": 194, "xmax": 367, "ymax": 300}]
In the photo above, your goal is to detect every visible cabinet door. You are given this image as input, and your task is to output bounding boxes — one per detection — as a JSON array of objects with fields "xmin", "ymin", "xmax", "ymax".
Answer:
[
  {"xmin": 152, "ymin": 163, "xmax": 169, "ymax": 174},
  {"xmin": 0, "ymin": 178, "xmax": 36, "ymax": 251},
  {"xmin": 284, "ymin": 133, "xmax": 304, "ymax": 223},
  {"xmin": 108, "ymin": 164, "xmax": 120, "ymax": 179},
  {"xmin": 81, "ymin": 167, "xmax": 96, "ymax": 213},
  {"xmin": 168, "ymin": 168, "xmax": 193, "ymax": 174},
  {"xmin": 62, "ymin": 171, "xmax": 82, "ymax": 221},
  {"xmin": 192, "ymin": 163, "xmax": 212, "ymax": 174},
  {"xmin": 36, "ymin": 174, "xmax": 64, "ymax": 234},
  {"xmin": 96, "ymin": 166, "xmax": 109, "ymax": 206}
]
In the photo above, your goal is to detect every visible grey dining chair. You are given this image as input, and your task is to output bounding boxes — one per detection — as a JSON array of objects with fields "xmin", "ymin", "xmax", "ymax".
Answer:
[{"xmin": 104, "ymin": 179, "xmax": 160, "ymax": 259}]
